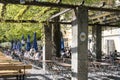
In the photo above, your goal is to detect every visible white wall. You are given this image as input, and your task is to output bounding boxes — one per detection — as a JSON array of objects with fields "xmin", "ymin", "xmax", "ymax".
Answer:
[{"xmin": 102, "ymin": 28, "xmax": 120, "ymax": 54}]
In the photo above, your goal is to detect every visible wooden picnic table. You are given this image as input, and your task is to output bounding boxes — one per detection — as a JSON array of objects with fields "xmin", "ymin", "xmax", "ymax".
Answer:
[{"xmin": 0, "ymin": 52, "xmax": 32, "ymax": 80}]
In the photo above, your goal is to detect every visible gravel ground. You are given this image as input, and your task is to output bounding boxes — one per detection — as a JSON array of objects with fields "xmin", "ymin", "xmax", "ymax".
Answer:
[
  {"xmin": 0, "ymin": 64, "xmax": 120, "ymax": 80},
  {"xmin": 26, "ymin": 64, "xmax": 70, "ymax": 80}
]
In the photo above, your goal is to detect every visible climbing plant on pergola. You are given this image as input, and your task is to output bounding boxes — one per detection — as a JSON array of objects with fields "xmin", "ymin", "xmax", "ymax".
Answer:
[
  {"xmin": 0, "ymin": 0, "xmax": 119, "ymax": 42},
  {"xmin": 0, "ymin": 0, "xmax": 108, "ymax": 42}
]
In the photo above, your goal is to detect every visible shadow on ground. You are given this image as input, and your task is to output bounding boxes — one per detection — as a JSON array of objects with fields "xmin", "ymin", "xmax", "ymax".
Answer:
[{"xmin": 107, "ymin": 75, "xmax": 120, "ymax": 80}]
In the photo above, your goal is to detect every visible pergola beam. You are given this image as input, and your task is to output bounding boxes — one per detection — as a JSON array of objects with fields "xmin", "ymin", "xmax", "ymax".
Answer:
[
  {"xmin": 43, "ymin": 21, "xmax": 72, "ymax": 25},
  {"xmin": 0, "ymin": 19, "xmax": 71, "ymax": 24},
  {"xmin": 0, "ymin": 19, "xmax": 119, "ymax": 27},
  {"xmin": 44, "ymin": 20, "xmax": 120, "ymax": 27},
  {"xmin": 103, "ymin": 19, "xmax": 120, "ymax": 25},
  {"xmin": 0, "ymin": 1, "xmax": 120, "ymax": 12},
  {"xmin": 87, "ymin": 6, "xmax": 120, "ymax": 12},
  {"xmin": 0, "ymin": 0, "xmax": 76, "ymax": 8},
  {"xmin": 0, "ymin": 19, "xmax": 39, "ymax": 23},
  {"xmin": 49, "ymin": 9, "xmax": 72, "ymax": 20},
  {"xmin": 90, "ymin": 12, "xmax": 112, "ymax": 20},
  {"xmin": 89, "ymin": 23, "xmax": 120, "ymax": 27},
  {"xmin": 73, "ymin": 19, "xmax": 120, "ymax": 27}
]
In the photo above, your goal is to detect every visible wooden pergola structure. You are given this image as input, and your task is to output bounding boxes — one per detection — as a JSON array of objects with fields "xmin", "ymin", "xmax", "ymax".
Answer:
[{"xmin": 0, "ymin": 1, "xmax": 120, "ymax": 80}]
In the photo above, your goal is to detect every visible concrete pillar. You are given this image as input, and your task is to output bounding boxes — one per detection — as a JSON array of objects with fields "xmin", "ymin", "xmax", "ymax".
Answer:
[
  {"xmin": 43, "ymin": 24, "xmax": 52, "ymax": 70},
  {"xmin": 96, "ymin": 26, "xmax": 102, "ymax": 61},
  {"xmin": 44, "ymin": 23, "xmax": 52, "ymax": 60},
  {"xmin": 72, "ymin": 6, "xmax": 88, "ymax": 80},
  {"xmin": 53, "ymin": 17, "xmax": 61, "ymax": 57}
]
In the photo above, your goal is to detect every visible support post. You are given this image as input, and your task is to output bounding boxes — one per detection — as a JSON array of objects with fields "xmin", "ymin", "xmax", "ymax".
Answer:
[
  {"xmin": 92, "ymin": 26, "xmax": 96, "ymax": 56},
  {"xmin": 53, "ymin": 16, "xmax": 61, "ymax": 58},
  {"xmin": 72, "ymin": 6, "xmax": 88, "ymax": 80},
  {"xmin": 96, "ymin": 26, "xmax": 102, "ymax": 61},
  {"xmin": 43, "ymin": 23, "xmax": 52, "ymax": 70},
  {"xmin": 44, "ymin": 23, "xmax": 52, "ymax": 60}
]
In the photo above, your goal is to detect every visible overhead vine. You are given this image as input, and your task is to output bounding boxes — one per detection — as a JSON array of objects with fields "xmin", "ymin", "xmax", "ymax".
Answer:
[{"xmin": 0, "ymin": 0, "xmax": 112, "ymax": 42}]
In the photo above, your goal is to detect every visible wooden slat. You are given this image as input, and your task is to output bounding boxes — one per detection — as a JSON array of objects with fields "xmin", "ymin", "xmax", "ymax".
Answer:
[
  {"xmin": 90, "ymin": 16, "xmax": 120, "ymax": 24},
  {"xmin": 0, "ymin": 70, "xmax": 19, "ymax": 74},
  {"xmin": 0, "ymin": 62, "xmax": 23, "ymax": 66},
  {"xmin": 90, "ymin": 12, "xmax": 111, "ymax": 20},
  {"xmin": 49, "ymin": 9, "xmax": 72, "ymax": 20},
  {"xmin": 1, "ymin": 1, "xmax": 120, "ymax": 12},
  {"xmin": 39, "ymin": 60, "xmax": 54, "ymax": 63},
  {"xmin": 55, "ymin": 62, "xmax": 71, "ymax": 67},
  {"xmin": 0, "ymin": 72, "xmax": 24, "ymax": 77},
  {"xmin": 0, "ymin": 65, "xmax": 32, "ymax": 70}
]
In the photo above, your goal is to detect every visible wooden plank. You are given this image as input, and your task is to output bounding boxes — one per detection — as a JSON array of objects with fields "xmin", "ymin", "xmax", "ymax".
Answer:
[
  {"xmin": 0, "ymin": 70, "xmax": 18, "ymax": 73},
  {"xmin": 0, "ymin": 60, "xmax": 18, "ymax": 63},
  {"xmin": 43, "ymin": 21, "xmax": 72, "ymax": 25},
  {"xmin": 89, "ymin": 23, "xmax": 120, "ymax": 27},
  {"xmin": 87, "ymin": 6, "xmax": 120, "ymax": 12},
  {"xmin": 55, "ymin": 62, "xmax": 71, "ymax": 67},
  {"xmin": 90, "ymin": 14, "xmax": 120, "ymax": 24},
  {"xmin": 1, "ymin": 1, "xmax": 120, "ymax": 12},
  {"xmin": 0, "ymin": 19, "xmax": 39, "ymax": 23},
  {"xmin": 49, "ymin": 9, "xmax": 72, "ymax": 20},
  {"xmin": 0, "ymin": 72, "xmax": 24, "ymax": 77},
  {"xmin": 0, "ymin": 65, "xmax": 32, "ymax": 70},
  {"xmin": 0, "ymin": 57, "xmax": 12, "ymax": 59},
  {"xmin": 0, "ymin": 0, "xmax": 76, "ymax": 8},
  {"xmin": 90, "ymin": 12, "xmax": 111, "ymax": 20},
  {"xmin": 104, "ymin": 16, "xmax": 120, "ymax": 21},
  {"xmin": 0, "ymin": 62, "xmax": 23, "ymax": 65},
  {"xmin": 39, "ymin": 60, "xmax": 54, "ymax": 63}
]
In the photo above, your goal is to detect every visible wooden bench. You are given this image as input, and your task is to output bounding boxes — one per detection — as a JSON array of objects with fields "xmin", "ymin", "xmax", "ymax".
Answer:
[
  {"xmin": 0, "ymin": 64, "xmax": 32, "ymax": 80},
  {"xmin": 0, "ymin": 52, "xmax": 32, "ymax": 80},
  {"xmin": 0, "ymin": 70, "xmax": 24, "ymax": 80}
]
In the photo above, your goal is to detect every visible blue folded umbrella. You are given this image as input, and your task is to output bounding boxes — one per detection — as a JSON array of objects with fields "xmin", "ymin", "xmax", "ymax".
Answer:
[
  {"xmin": 33, "ymin": 32, "xmax": 38, "ymax": 51},
  {"xmin": 16, "ymin": 40, "xmax": 22, "ymax": 51},
  {"xmin": 11, "ymin": 40, "xmax": 14, "ymax": 50},
  {"xmin": 26, "ymin": 35, "xmax": 31, "ymax": 51},
  {"xmin": 21, "ymin": 35, "xmax": 25, "ymax": 46},
  {"xmin": 61, "ymin": 38, "xmax": 64, "ymax": 51},
  {"xmin": 12, "ymin": 42, "xmax": 17, "ymax": 50}
]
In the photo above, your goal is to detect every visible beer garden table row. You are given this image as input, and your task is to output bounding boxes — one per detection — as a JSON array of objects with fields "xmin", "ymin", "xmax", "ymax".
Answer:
[{"xmin": 0, "ymin": 52, "xmax": 32, "ymax": 80}]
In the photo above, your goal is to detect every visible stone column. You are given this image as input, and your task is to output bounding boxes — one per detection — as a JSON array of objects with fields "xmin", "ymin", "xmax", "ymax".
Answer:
[
  {"xmin": 72, "ymin": 6, "xmax": 88, "ymax": 80},
  {"xmin": 44, "ymin": 23, "xmax": 52, "ymax": 60},
  {"xmin": 53, "ymin": 17, "xmax": 61, "ymax": 57},
  {"xmin": 92, "ymin": 26, "xmax": 96, "ymax": 54},
  {"xmin": 43, "ymin": 23, "xmax": 52, "ymax": 70},
  {"xmin": 96, "ymin": 26, "xmax": 102, "ymax": 61}
]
